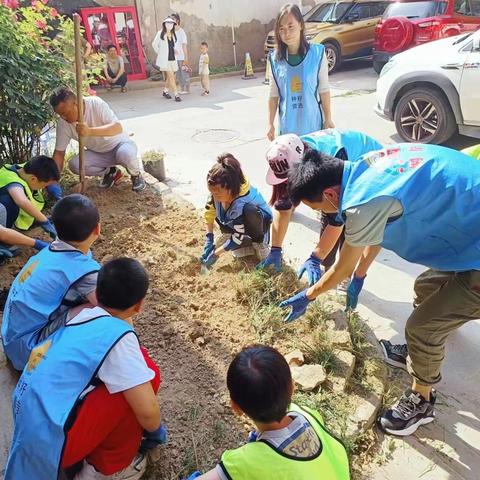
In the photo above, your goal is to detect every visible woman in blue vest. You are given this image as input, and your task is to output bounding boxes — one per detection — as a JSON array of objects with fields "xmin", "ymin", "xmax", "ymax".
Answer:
[
  {"xmin": 267, "ymin": 3, "xmax": 334, "ymax": 142},
  {"xmin": 200, "ymin": 153, "xmax": 272, "ymax": 268},
  {"xmin": 258, "ymin": 129, "xmax": 383, "ymax": 309},
  {"xmin": 279, "ymin": 144, "xmax": 480, "ymax": 437}
]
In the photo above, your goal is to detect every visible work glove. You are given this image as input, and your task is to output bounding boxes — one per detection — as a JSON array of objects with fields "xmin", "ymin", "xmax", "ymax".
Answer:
[
  {"xmin": 184, "ymin": 472, "xmax": 202, "ymax": 480},
  {"xmin": 279, "ymin": 289, "xmax": 312, "ymax": 323},
  {"xmin": 256, "ymin": 246, "xmax": 282, "ymax": 272},
  {"xmin": 247, "ymin": 430, "xmax": 258, "ymax": 442},
  {"xmin": 139, "ymin": 423, "xmax": 168, "ymax": 453},
  {"xmin": 346, "ymin": 275, "xmax": 366, "ymax": 311},
  {"xmin": 199, "ymin": 233, "xmax": 215, "ymax": 262},
  {"xmin": 297, "ymin": 252, "xmax": 322, "ymax": 286},
  {"xmin": 40, "ymin": 220, "xmax": 57, "ymax": 239},
  {"xmin": 33, "ymin": 239, "xmax": 49, "ymax": 251},
  {"xmin": 202, "ymin": 250, "xmax": 218, "ymax": 268},
  {"xmin": 46, "ymin": 183, "xmax": 63, "ymax": 201},
  {"xmin": 0, "ymin": 245, "xmax": 15, "ymax": 259}
]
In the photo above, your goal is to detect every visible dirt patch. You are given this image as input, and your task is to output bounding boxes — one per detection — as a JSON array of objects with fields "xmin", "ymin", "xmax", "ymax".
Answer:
[{"xmin": 0, "ymin": 180, "xmax": 387, "ymax": 479}]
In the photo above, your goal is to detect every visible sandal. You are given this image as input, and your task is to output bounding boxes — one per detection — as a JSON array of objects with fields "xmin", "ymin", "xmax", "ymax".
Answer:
[{"xmin": 162, "ymin": 91, "xmax": 172, "ymax": 99}]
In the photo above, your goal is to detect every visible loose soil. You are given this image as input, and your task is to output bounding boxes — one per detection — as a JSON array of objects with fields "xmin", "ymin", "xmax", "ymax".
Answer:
[{"xmin": 0, "ymin": 180, "xmax": 386, "ymax": 479}]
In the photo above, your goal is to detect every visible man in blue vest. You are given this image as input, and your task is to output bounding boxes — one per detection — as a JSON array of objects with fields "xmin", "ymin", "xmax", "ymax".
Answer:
[
  {"xmin": 5, "ymin": 258, "xmax": 162, "ymax": 480},
  {"xmin": 1, "ymin": 194, "xmax": 101, "ymax": 370},
  {"xmin": 258, "ymin": 129, "xmax": 383, "ymax": 307},
  {"xmin": 278, "ymin": 143, "xmax": 480, "ymax": 436}
]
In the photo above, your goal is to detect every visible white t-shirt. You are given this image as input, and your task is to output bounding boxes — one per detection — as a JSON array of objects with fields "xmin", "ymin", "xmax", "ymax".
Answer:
[
  {"xmin": 199, "ymin": 53, "xmax": 210, "ymax": 75},
  {"xmin": 174, "ymin": 27, "xmax": 188, "ymax": 61},
  {"xmin": 68, "ymin": 306, "xmax": 155, "ymax": 395},
  {"xmin": 54, "ymin": 96, "xmax": 130, "ymax": 154}
]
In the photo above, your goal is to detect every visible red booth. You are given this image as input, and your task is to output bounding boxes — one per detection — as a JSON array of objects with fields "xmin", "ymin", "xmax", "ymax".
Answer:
[{"xmin": 80, "ymin": 6, "xmax": 147, "ymax": 81}]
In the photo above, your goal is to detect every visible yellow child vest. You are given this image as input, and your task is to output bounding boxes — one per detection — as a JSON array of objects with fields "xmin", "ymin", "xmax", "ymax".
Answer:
[
  {"xmin": 0, "ymin": 164, "xmax": 45, "ymax": 230},
  {"xmin": 462, "ymin": 144, "xmax": 480, "ymax": 160},
  {"xmin": 219, "ymin": 404, "xmax": 350, "ymax": 480}
]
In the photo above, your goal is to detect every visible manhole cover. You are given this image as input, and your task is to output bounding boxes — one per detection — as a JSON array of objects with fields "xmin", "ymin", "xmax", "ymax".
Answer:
[{"xmin": 192, "ymin": 129, "xmax": 240, "ymax": 144}]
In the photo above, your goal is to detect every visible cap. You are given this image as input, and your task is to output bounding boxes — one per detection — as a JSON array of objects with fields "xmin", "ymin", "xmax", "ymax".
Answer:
[
  {"xmin": 266, "ymin": 134, "xmax": 304, "ymax": 185},
  {"xmin": 163, "ymin": 16, "xmax": 176, "ymax": 24}
]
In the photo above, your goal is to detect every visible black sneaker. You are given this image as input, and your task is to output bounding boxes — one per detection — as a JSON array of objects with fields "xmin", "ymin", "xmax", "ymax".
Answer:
[
  {"xmin": 380, "ymin": 339, "xmax": 408, "ymax": 370},
  {"xmin": 174, "ymin": 95, "xmax": 182, "ymax": 102},
  {"xmin": 378, "ymin": 388, "xmax": 436, "ymax": 436},
  {"xmin": 100, "ymin": 167, "xmax": 123, "ymax": 188},
  {"xmin": 162, "ymin": 91, "xmax": 172, "ymax": 99},
  {"xmin": 131, "ymin": 174, "xmax": 146, "ymax": 192}
]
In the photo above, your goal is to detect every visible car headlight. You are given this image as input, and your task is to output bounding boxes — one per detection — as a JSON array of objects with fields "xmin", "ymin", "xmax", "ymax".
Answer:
[{"xmin": 379, "ymin": 59, "xmax": 396, "ymax": 77}]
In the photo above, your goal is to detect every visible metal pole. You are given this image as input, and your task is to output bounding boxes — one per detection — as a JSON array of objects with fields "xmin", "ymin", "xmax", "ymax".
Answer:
[
  {"xmin": 73, "ymin": 14, "xmax": 86, "ymax": 193},
  {"xmin": 231, "ymin": 1, "xmax": 237, "ymax": 66}
]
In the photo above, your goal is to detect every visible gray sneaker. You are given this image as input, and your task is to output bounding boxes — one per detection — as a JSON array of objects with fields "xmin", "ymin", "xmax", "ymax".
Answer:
[
  {"xmin": 380, "ymin": 340, "xmax": 408, "ymax": 370},
  {"xmin": 253, "ymin": 242, "xmax": 270, "ymax": 261},
  {"xmin": 111, "ymin": 454, "xmax": 147, "ymax": 480},
  {"xmin": 131, "ymin": 174, "xmax": 146, "ymax": 192},
  {"xmin": 231, "ymin": 246, "xmax": 255, "ymax": 258}
]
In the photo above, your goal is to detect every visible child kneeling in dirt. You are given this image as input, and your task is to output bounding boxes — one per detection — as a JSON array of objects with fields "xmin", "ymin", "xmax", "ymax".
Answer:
[
  {"xmin": 1, "ymin": 194, "xmax": 101, "ymax": 371},
  {"xmin": 5, "ymin": 258, "xmax": 164, "ymax": 480},
  {"xmin": 200, "ymin": 154, "xmax": 272, "ymax": 268},
  {"xmin": 186, "ymin": 345, "xmax": 350, "ymax": 480},
  {"xmin": 0, "ymin": 155, "xmax": 60, "ymax": 260}
]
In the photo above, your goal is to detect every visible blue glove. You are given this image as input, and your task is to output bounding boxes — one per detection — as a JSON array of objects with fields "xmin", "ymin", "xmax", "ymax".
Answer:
[
  {"xmin": 247, "ymin": 430, "xmax": 258, "ymax": 442},
  {"xmin": 46, "ymin": 183, "xmax": 63, "ymax": 201},
  {"xmin": 40, "ymin": 220, "xmax": 57, "ymax": 239},
  {"xmin": 186, "ymin": 472, "xmax": 202, "ymax": 480},
  {"xmin": 0, "ymin": 245, "xmax": 14, "ymax": 259},
  {"xmin": 140, "ymin": 423, "xmax": 168, "ymax": 452},
  {"xmin": 202, "ymin": 250, "xmax": 218, "ymax": 268},
  {"xmin": 279, "ymin": 289, "xmax": 312, "ymax": 323},
  {"xmin": 33, "ymin": 239, "xmax": 49, "ymax": 251},
  {"xmin": 346, "ymin": 275, "xmax": 366, "ymax": 310},
  {"xmin": 297, "ymin": 252, "xmax": 322, "ymax": 286},
  {"xmin": 256, "ymin": 246, "xmax": 282, "ymax": 272},
  {"xmin": 200, "ymin": 233, "xmax": 215, "ymax": 261}
]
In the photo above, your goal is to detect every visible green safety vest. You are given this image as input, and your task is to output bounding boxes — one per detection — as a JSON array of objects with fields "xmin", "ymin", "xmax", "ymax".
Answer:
[
  {"xmin": 462, "ymin": 144, "xmax": 480, "ymax": 160},
  {"xmin": 0, "ymin": 164, "xmax": 45, "ymax": 230},
  {"xmin": 219, "ymin": 404, "xmax": 350, "ymax": 480}
]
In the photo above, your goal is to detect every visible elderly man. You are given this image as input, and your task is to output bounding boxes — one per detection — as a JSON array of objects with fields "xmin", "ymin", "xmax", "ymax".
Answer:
[{"xmin": 50, "ymin": 87, "xmax": 145, "ymax": 192}]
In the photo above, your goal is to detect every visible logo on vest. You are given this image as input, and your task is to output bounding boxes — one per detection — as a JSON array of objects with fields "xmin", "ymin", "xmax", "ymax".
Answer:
[
  {"xmin": 19, "ymin": 259, "xmax": 39, "ymax": 284},
  {"xmin": 363, "ymin": 148, "xmax": 425, "ymax": 175},
  {"xmin": 291, "ymin": 75, "xmax": 302, "ymax": 93},
  {"xmin": 27, "ymin": 339, "xmax": 52, "ymax": 372}
]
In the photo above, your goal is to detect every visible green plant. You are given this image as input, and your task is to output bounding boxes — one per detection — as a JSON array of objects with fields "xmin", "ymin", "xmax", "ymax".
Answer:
[{"xmin": 0, "ymin": 1, "xmax": 100, "ymax": 165}]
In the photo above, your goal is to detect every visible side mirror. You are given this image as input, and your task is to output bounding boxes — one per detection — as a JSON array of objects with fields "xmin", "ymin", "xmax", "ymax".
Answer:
[{"xmin": 346, "ymin": 12, "xmax": 360, "ymax": 22}]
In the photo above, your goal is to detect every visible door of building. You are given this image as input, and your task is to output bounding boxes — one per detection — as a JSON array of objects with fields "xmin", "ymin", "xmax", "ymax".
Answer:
[{"xmin": 80, "ymin": 6, "xmax": 146, "ymax": 80}]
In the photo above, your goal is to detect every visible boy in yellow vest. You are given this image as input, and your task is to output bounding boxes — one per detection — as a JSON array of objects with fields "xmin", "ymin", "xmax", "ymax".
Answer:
[
  {"xmin": 186, "ymin": 345, "xmax": 350, "ymax": 480},
  {"xmin": 0, "ymin": 155, "xmax": 59, "ymax": 257}
]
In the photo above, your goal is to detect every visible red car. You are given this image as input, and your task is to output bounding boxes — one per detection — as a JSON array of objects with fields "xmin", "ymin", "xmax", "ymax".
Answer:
[{"xmin": 373, "ymin": 0, "xmax": 480, "ymax": 72}]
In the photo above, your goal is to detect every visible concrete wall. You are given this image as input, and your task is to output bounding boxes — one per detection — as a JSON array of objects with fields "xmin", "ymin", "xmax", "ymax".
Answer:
[{"xmin": 89, "ymin": 0, "xmax": 319, "ymax": 69}]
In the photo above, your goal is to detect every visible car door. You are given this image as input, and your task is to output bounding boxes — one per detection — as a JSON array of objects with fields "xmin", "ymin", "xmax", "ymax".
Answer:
[
  {"xmin": 459, "ymin": 32, "xmax": 480, "ymax": 125},
  {"xmin": 339, "ymin": 2, "xmax": 384, "ymax": 56}
]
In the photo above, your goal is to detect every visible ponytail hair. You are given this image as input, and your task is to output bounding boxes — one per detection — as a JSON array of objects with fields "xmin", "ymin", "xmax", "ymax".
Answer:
[{"xmin": 207, "ymin": 153, "xmax": 246, "ymax": 197}]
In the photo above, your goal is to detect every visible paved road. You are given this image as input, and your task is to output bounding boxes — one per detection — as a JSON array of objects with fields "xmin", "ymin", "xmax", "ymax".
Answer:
[{"xmin": 102, "ymin": 62, "xmax": 480, "ymax": 479}]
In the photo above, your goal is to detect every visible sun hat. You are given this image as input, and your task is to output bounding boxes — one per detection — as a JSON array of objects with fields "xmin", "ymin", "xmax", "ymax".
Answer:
[
  {"xmin": 163, "ymin": 16, "xmax": 176, "ymax": 24},
  {"xmin": 266, "ymin": 134, "xmax": 305, "ymax": 185}
]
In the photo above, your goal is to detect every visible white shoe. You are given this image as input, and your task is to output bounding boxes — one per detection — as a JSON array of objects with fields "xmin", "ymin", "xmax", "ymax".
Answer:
[
  {"xmin": 110, "ymin": 454, "xmax": 147, "ymax": 480},
  {"xmin": 231, "ymin": 246, "xmax": 255, "ymax": 258},
  {"xmin": 74, "ymin": 462, "xmax": 108, "ymax": 480},
  {"xmin": 253, "ymin": 242, "xmax": 270, "ymax": 261},
  {"xmin": 336, "ymin": 278, "xmax": 350, "ymax": 295},
  {"xmin": 179, "ymin": 90, "xmax": 190, "ymax": 95}
]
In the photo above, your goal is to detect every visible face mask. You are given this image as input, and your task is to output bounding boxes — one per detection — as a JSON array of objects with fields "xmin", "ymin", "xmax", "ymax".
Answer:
[{"xmin": 165, "ymin": 23, "xmax": 174, "ymax": 31}]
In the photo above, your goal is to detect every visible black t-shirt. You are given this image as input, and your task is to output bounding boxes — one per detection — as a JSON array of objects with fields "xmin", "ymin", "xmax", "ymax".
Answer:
[{"xmin": 167, "ymin": 36, "xmax": 175, "ymax": 61}]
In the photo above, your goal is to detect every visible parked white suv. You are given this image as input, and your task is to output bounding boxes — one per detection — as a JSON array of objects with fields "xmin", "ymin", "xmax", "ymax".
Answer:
[{"xmin": 375, "ymin": 30, "xmax": 480, "ymax": 144}]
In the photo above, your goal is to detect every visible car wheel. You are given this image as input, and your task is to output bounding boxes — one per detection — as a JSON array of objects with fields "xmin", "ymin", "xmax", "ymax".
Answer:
[
  {"xmin": 394, "ymin": 88, "xmax": 457, "ymax": 144},
  {"xmin": 373, "ymin": 60, "xmax": 385, "ymax": 75},
  {"xmin": 323, "ymin": 42, "xmax": 341, "ymax": 73}
]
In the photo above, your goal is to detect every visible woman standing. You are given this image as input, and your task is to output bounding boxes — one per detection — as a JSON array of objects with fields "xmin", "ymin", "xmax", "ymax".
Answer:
[
  {"xmin": 152, "ymin": 17, "xmax": 182, "ymax": 102},
  {"xmin": 267, "ymin": 3, "xmax": 334, "ymax": 140}
]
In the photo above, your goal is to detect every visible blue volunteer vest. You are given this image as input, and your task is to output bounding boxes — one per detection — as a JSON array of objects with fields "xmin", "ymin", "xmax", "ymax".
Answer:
[
  {"xmin": 339, "ymin": 143, "xmax": 480, "ymax": 271},
  {"xmin": 269, "ymin": 44, "xmax": 325, "ymax": 136},
  {"xmin": 1, "ymin": 246, "xmax": 100, "ymax": 370},
  {"xmin": 216, "ymin": 185, "xmax": 272, "ymax": 233},
  {"xmin": 302, "ymin": 129, "xmax": 383, "ymax": 160},
  {"xmin": 5, "ymin": 313, "xmax": 133, "ymax": 480}
]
